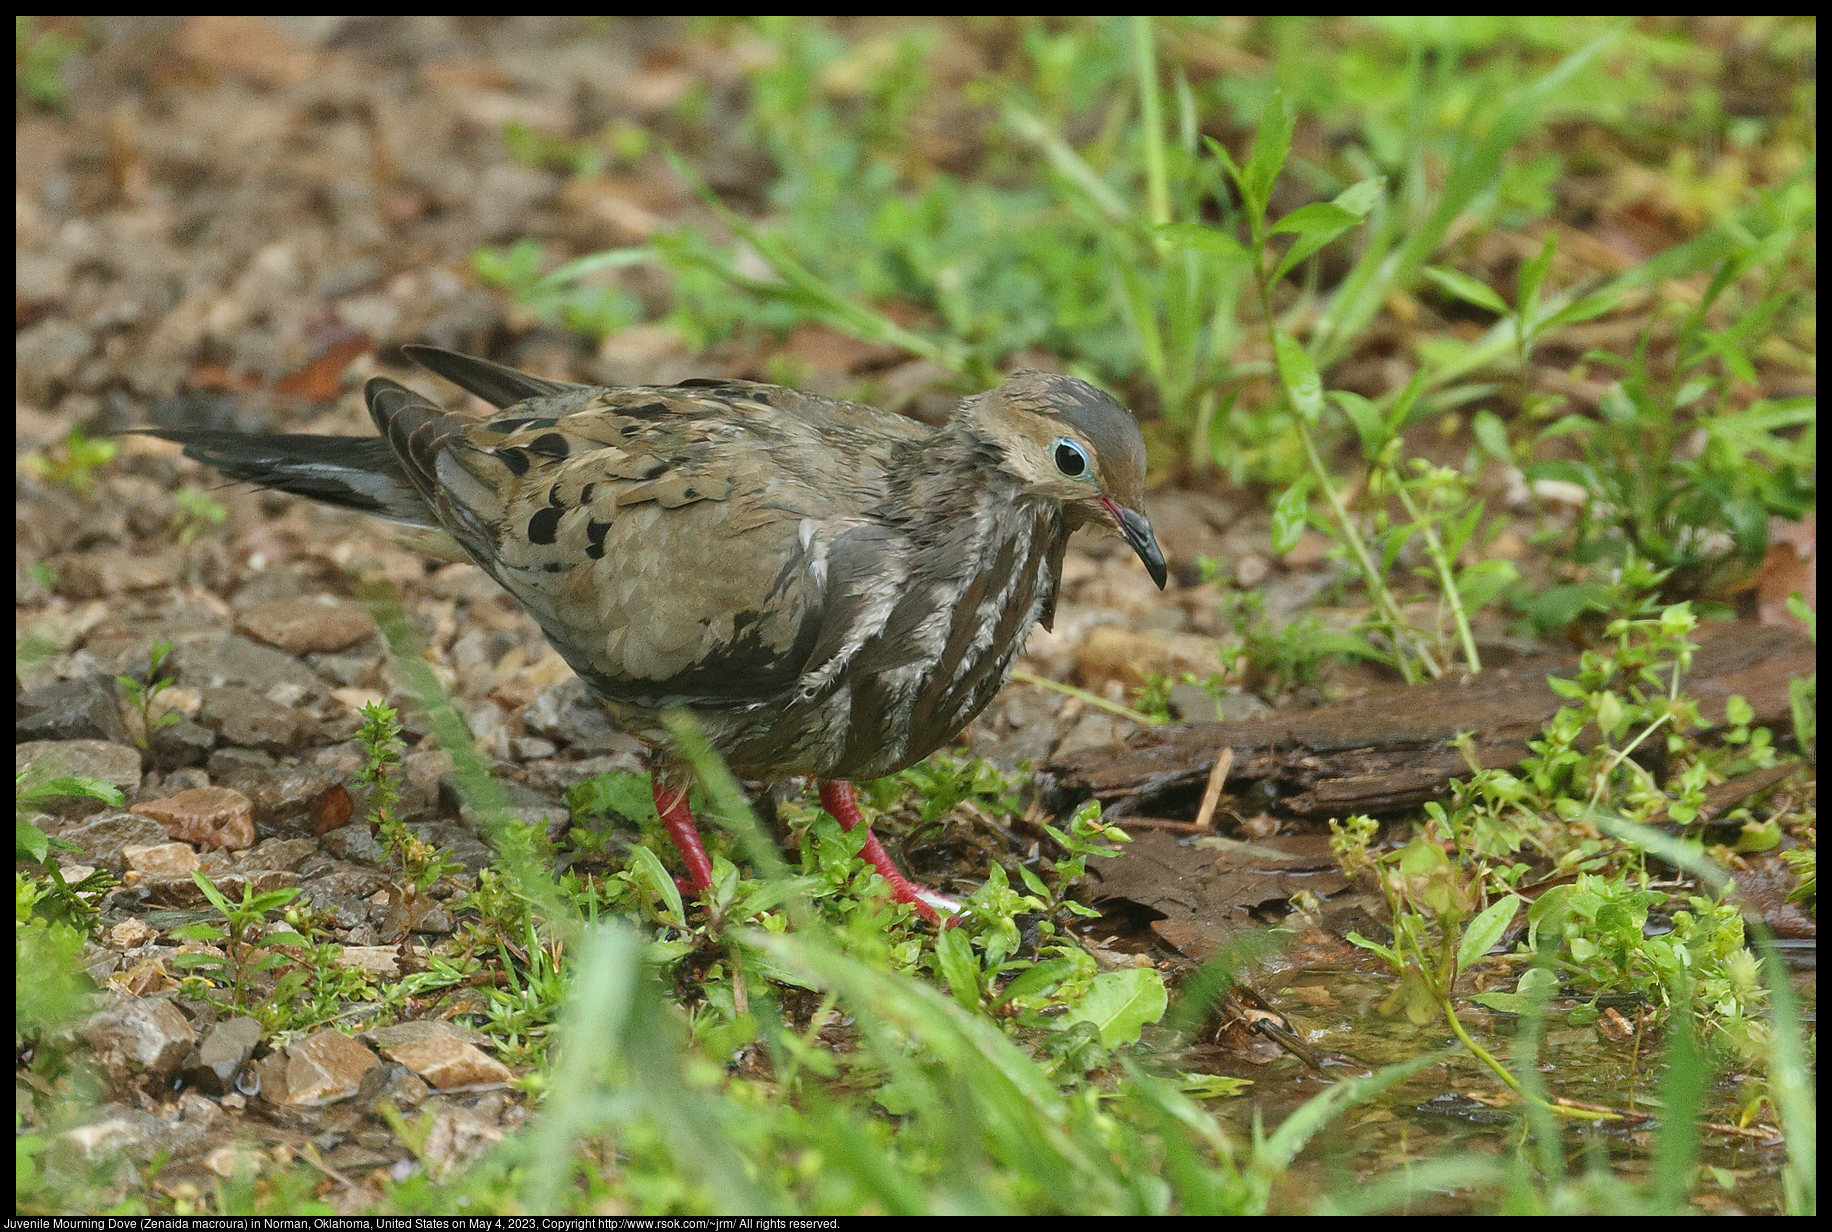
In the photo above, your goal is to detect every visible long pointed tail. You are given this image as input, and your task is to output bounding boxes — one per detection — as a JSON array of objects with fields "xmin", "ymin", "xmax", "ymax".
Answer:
[{"xmin": 137, "ymin": 428, "xmax": 439, "ymax": 529}]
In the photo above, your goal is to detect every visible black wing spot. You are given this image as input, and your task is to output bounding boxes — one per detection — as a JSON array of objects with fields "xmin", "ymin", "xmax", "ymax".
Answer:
[
  {"xmin": 586, "ymin": 519, "xmax": 611, "ymax": 560},
  {"xmin": 497, "ymin": 448, "xmax": 531, "ymax": 476},
  {"xmin": 547, "ymin": 484, "xmax": 564, "ymax": 507},
  {"xmin": 680, "ymin": 488, "xmax": 698, "ymax": 500},
  {"xmin": 747, "ymin": 390, "xmax": 773, "ymax": 406},
  {"xmin": 640, "ymin": 461, "xmax": 668, "ymax": 481},
  {"xmin": 529, "ymin": 432, "xmax": 571, "ymax": 458},
  {"xmin": 527, "ymin": 506, "xmax": 563, "ymax": 545},
  {"xmin": 676, "ymin": 378, "xmax": 733, "ymax": 389},
  {"xmin": 621, "ymin": 423, "xmax": 644, "ymax": 437},
  {"xmin": 628, "ymin": 401, "xmax": 673, "ymax": 419},
  {"xmin": 579, "ymin": 483, "xmax": 596, "ymax": 504}
]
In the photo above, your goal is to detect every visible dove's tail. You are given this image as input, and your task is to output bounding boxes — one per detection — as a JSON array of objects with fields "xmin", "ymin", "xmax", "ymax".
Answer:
[
  {"xmin": 137, "ymin": 428, "xmax": 440, "ymax": 529},
  {"xmin": 138, "ymin": 345, "xmax": 587, "ymax": 531}
]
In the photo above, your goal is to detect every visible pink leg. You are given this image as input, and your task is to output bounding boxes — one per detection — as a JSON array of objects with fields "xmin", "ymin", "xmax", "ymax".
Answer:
[
  {"xmin": 652, "ymin": 781, "xmax": 715, "ymax": 895},
  {"xmin": 818, "ymin": 780, "xmax": 959, "ymax": 926}
]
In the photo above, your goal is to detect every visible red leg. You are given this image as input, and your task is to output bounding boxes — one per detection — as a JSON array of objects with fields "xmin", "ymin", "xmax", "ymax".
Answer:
[
  {"xmin": 652, "ymin": 780, "xmax": 715, "ymax": 895},
  {"xmin": 817, "ymin": 780, "xmax": 959, "ymax": 926}
]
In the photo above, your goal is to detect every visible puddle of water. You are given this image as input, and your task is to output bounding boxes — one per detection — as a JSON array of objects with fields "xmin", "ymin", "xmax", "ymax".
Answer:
[{"xmin": 1171, "ymin": 962, "xmax": 1810, "ymax": 1213}]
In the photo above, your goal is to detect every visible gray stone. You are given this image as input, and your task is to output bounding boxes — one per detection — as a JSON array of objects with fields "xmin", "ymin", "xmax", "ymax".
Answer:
[
  {"xmin": 356, "ymin": 1062, "xmax": 430, "ymax": 1112},
  {"xmin": 235, "ymin": 598, "xmax": 377, "ymax": 655},
  {"xmin": 1052, "ymin": 714, "xmax": 1140, "ymax": 762},
  {"xmin": 1215, "ymin": 693, "xmax": 1275, "ymax": 723},
  {"xmin": 15, "ymin": 676, "xmax": 132, "ymax": 745},
  {"xmin": 197, "ymin": 686, "xmax": 320, "ymax": 754},
  {"xmin": 43, "ymin": 1109, "xmax": 162, "ymax": 1181},
  {"xmin": 365, "ymin": 1021, "xmax": 511, "ymax": 1090},
  {"xmin": 173, "ymin": 634, "xmax": 325, "ymax": 702},
  {"xmin": 308, "ymin": 651, "xmax": 380, "ymax": 688},
  {"xmin": 232, "ymin": 837, "xmax": 320, "ymax": 873},
  {"xmin": 298, "ymin": 862, "xmax": 390, "ymax": 905},
  {"xmin": 273, "ymin": 1030, "xmax": 380, "ymax": 1107},
  {"xmin": 16, "ymin": 316, "xmax": 94, "ymax": 394},
  {"xmin": 517, "ymin": 751, "xmax": 648, "ymax": 798},
  {"xmin": 1142, "ymin": 489, "xmax": 1238, "ymax": 587},
  {"xmin": 1168, "ymin": 681, "xmax": 1220, "ymax": 722},
  {"xmin": 78, "ymin": 995, "xmax": 197, "ymax": 1083},
  {"xmin": 521, "ymin": 677, "xmax": 642, "ymax": 754},
  {"xmin": 215, "ymin": 762, "xmax": 349, "ymax": 836},
  {"xmin": 320, "ymin": 823, "xmax": 387, "ymax": 864},
  {"xmin": 161, "ymin": 1090, "xmax": 224, "ymax": 1154},
  {"xmin": 418, "ymin": 1097, "xmax": 505, "ymax": 1180},
  {"xmin": 49, "ymin": 549, "xmax": 177, "ymax": 600},
  {"xmin": 207, "ymin": 746, "xmax": 276, "ymax": 778},
  {"xmin": 150, "ymin": 715, "xmax": 216, "ymax": 770},
  {"xmin": 58, "ymin": 810, "xmax": 171, "ymax": 871},
  {"xmin": 181, "ymin": 1016, "xmax": 263, "ymax": 1096}
]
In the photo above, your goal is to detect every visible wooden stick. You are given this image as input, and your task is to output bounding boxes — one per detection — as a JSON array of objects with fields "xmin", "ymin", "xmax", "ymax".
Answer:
[{"xmin": 1192, "ymin": 746, "xmax": 1235, "ymax": 833}]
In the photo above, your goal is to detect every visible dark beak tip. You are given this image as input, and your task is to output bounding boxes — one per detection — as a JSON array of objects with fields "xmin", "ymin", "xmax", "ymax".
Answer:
[{"xmin": 1110, "ymin": 501, "xmax": 1168, "ymax": 590}]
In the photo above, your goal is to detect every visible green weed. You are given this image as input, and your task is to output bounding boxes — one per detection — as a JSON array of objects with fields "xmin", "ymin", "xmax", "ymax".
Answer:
[
  {"xmin": 168, "ymin": 872, "xmax": 310, "ymax": 1017},
  {"xmin": 117, "ymin": 639, "xmax": 181, "ymax": 750}
]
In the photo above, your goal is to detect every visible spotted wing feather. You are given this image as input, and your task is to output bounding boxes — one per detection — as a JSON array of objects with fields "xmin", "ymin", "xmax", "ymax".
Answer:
[{"xmin": 367, "ymin": 374, "xmax": 929, "ymax": 709}]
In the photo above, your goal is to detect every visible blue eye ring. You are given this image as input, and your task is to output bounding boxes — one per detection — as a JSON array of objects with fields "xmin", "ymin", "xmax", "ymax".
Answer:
[{"xmin": 1052, "ymin": 436, "xmax": 1091, "ymax": 479}]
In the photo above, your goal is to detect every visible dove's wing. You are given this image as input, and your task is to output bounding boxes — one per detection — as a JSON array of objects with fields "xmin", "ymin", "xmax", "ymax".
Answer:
[{"xmin": 366, "ymin": 369, "xmax": 930, "ymax": 708}]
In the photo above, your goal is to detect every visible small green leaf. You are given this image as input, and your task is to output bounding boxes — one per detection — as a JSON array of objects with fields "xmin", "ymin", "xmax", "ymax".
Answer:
[
  {"xmin": 19, "ymin": 775, "xmax": 126, "ymax": 809},
  {"xmin": 17, "ymin": 820, "xmax": 51, "ymax": 863},
  {"xmin": 1398, "ymin": 834, "xmax": 1449, "ymax": 877},
  {"xmin": 1595, "ymin": 690, "xmax": 1625, "ymax": 739},
  {"xmin": 1345, "ymin": 931, "xmax": 1400, "ymax": 966},
  {"xmin": 1472, "ymin": 409, "xmax": 1513, "ymax": 463},
  {"xmin": 1202, "ymin": 135, "xmax": 1245, "ymax": 197},
  {"xmin": 1269, "ymin": 202, "xmax": 1362, "ymax": 284},
  {"xmin": 1546, "ymin": 673, "xmax": 1589, "ymax": 699},
  {"xmin": 1422, "ymin": 266, "xmax": 1510, "ymax": 316},
  {"xmin": 626, "ymin": 844, "xmax": 686, "ymax": 924},
  {"xmin": 1269, "ymin": 201, "xmax": 1357, "ymax": 236},
  {"xmin": 1725, "ymin": 694, "xmax": 1754, "ymax": 728},
  {"xmin": 1271, "ymin": 477, "xmax": 1312, "ymax": 555},
  {"xmin": 736, "ymin": 876, "xmax": 824, "ymax": 916},
  {"xmin": 1015, "ymin": 862, "xmax": 1051, "ymax": 898},
  {"xmin": 1065, "ymin": 967, "xmax": 1167, "ymax": 1047},
  {"xmin": 993, "ymin": 958, "xmax": 1080, "ymax": 1005},
  {"xmin": 1331, "ymin": 176, "xmax": 1386, "ymax": 219},
  {"xmin": 168, "ymin": 951, "xmax": 227, "ymax": 969},
  {"xmin": 1516, "ymin": 232, "xmax": 1557, "ymax": 314},
  {"xmin": 1522, "ymin": 458, "xmax": 1596, "ymax": 489},
  {"xmin": 1455, "ymin": 559, "xmax": 1520, "ymax": 612},
  {"xmin": 933, "ymin": 927, "xmax": 982, "ymax": 1012},
  {"xmin": 1468, "ymin": 991, "xmax": 1532, "ymax": 1014},
  {"xmin": 1179, "ymin": 1073, "xmax": 1253, "ymax": 1099},
  {"xmin": 1456, "ymin": 895, "xmax": 1523, "ymax": 974},
  {"xmin": 1272, "ymin": 332, "xmax": 1324, "ymax": 424},
  {"xmin": 1330, "ymin": 389, "xmax": 1389, "ymax": 459},
  {"xmin": 1156, "ymin": 222, "xmax": 1250, "ymax": 264},
  {"xmin": 1245, "ymin": 92, "xmax": 1294, "ymax": 217},
  {"xmin": 190, "ymin": 871, "xmax": 234, "ymax": 917},
  {"xmin": 1534, "ymin": 290, "xmax": 1622, "ymax": 334}
]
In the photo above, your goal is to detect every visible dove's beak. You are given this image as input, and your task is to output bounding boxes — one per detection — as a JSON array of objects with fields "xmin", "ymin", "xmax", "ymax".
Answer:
[{"xmin": 1101, "ymin": 496, "xmax": 1168, "ymax": 590}]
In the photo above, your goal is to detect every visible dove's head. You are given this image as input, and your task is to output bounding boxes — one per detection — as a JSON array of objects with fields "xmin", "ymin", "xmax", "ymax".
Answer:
[{"xmin": 961, "ymin": 370, "xmax": 1166, "ymax": 589}]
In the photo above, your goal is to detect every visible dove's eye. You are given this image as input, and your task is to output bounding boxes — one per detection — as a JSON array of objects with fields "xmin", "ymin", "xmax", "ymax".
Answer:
[{"xmin": 1053, "ymin": 437, "xmax": 1090, "ymax": 479}]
